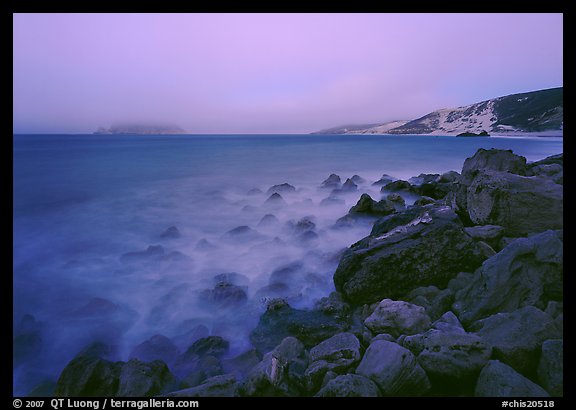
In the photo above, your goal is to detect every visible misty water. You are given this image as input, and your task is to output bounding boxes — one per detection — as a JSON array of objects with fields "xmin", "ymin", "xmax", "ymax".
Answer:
[{"xmin": 13, "ymin": 134, "xmax": 563, "ymax": 395}]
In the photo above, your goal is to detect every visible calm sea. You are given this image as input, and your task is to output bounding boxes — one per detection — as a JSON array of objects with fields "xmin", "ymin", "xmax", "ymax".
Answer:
[{"xmin": 12, "ymin": 133, "xmax": 563, "ymax": 394}]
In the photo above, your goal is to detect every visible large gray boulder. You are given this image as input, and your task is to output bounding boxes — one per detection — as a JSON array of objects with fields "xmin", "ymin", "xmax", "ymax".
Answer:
[
  {"xmin": 355, "ymin": 340, "xmax": 430, "ymax": 396},
  {"xmin": 347, "ymin": 193, "xmax": 396, "ymax": 217},
  {"xmin": 453, "ymin": 230, "xmax": 563, "ymax": 325},
  {"xmin": 334, "ymin": 205, "xmax": 487, "ymax": 305},
  {"xmin": 55, "ymin": 355, "xmax": 122, "ymax": 396},
  {"xmin": 538, "ymin": 339, "xmax": 563, "ymax": 397},
  {"xmin": 466, "ymin": 170, "xmax": 563, "ymax": 236},
  {"xmin": 403, "ymin": 328, "xmax": 491, "ymax": 379},
  {"xmin": 460, "ymin": 148, "xmax": 527, "ymax": 186},
  {"xmin": 364, "ymin": 299, "xmax": 431, "ymax": 337},
  {"xmin": 238, "ymin": 337, "xmax": 308, "ymax": 397},
  {"xmin": 314, "ymin": 374, "xmax": 380, "ymax": 397},
  {"xmin": 117, "ymin": 359, "xmax": 177, "ymax": 397},
  {"xmin": 474, "ymin": 360, "xmax": 549, "ymax": 397},
  {"xmin": 471, "ymin": 306, "xmax": 562, "ymax": 375}
]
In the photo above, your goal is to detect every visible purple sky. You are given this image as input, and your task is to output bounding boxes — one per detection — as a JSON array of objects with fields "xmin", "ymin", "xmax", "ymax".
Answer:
[{"xmin": 13, "ymin": 13, "xmax": 563, "ymax": 134}]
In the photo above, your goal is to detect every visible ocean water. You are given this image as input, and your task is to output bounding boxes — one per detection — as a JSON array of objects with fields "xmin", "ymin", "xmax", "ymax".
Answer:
[{"xmin": 13, "ymin": 134, "xmax": 562, "ymax": 394}]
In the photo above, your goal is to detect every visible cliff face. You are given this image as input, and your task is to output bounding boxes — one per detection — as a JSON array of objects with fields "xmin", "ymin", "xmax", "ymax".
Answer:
[
  {"xmin": 314, "ymin": 87, "xmax": 563, "ymax": 136},
  {"xmin": 94, "ymin": 124, "xmax": 186, "ymax": 135}
]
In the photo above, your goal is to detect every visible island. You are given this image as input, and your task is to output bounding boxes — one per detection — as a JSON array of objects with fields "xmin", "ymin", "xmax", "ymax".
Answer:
[
  {"xmin": 94, "ymin": 124, "xmax": 187, "ymax": 135},
  {"xmin": 456, "ymin": 130, "xmax": 490, "ymax": 137}
]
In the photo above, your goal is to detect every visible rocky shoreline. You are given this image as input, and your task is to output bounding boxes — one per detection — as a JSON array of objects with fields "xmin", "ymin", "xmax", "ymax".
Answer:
[{"xmin": 18, "ymin": 148, "xmax": 563, "ymax": 397}]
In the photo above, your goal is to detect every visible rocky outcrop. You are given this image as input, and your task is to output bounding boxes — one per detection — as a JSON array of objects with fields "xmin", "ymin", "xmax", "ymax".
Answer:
[
  {"xmin": 320, "ymin": 174, "xmax": 342, "ymax": 189},
  {"xmin": 355, "ymin": 340, "xmax": 430, "ymax": 396},
  {"xmin": 347, "ymin": 193, "xmax": 395, "ymax": 217},
  {"xmin": 334, "ymin": 205, "xmax": 488, "ymax": 305},
  {"xmin": 453, "ymin": 230, "xmax": 563, "ymax": 325},
  {"xmin": 129, "ymin": 334, "xmax": 180, "ymax": 366},
  {"xmin": 474, "ymin": 360, "xmax": 550, "ymax": 397},
  {"xmin": 117, "ymin": 359, "xmax": 177, "ymax": 397}
]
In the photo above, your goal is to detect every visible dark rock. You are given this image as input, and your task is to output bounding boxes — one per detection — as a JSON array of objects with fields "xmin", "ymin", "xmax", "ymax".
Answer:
[
  {"xmin": 321, "ymin": 174, "xmax": 342, "ymax": 189},
  {"xmin": 286, "ymin": 217, "xmax": 316, "ymax": 233},
  {"xmin": 460, "ymin": 148, "xmax": 527, "ymax": 185},
  {"xmin": 264, "ymin": 193, "xmax": 286, "ymax": 206},
  {"xmin": 254, "ymin": 283, "xmax": 292, "ymax": 302},
  {"xmin": 165, "ymin": 374, "xmax": 237, "ymax": 397},
  {"xmin": 464, "ymin": 224, "xmax": 505, "ymax": 249},
  {"xmin": 381, "ymin": 179, "xmax": 415, "ymax": 193},
  {"xmin": 456, "ymin": 130, "xmax": 490, "ymax": 137},
  {"xmin": 222, "ymin": 349, "xmax": 263, "ymax": 380},
  {"xmin": 129, "ymin": 335, "xmax": 180, "ymax": 366},
  {"xmin": 474, "ymin": 360, "xmax": 549, "ymax": 397},
  {"xmin": 117, "ymin": 359, "xmax": 177, "ymax": 397},
  {"xmin": 267, "ymin": 183, "xmax": 296, "ymax": 195},
  {"xmin": 453, "ymin": 230, "xmax": 563, "ymax": 325},
  {"xmin": 430, "ymin": 311, "xmax": 466, "ymax": 334},
  {"xmin": 173, "ymin": 336, "xmax": 230, "ymax": 379},
  {"xmin": 447, "ymin": 272, "xmax": 474, "ymax": 293},
  {"xmin": 364, "ymin": 299, "xmax": 431, "ymax": 337},
  {"xmin": 249, "ymin": 302, "xmax": 348, "ymax": 352},
  {"xmin": 408, "ymin": 173, "xmax": 440, "ymax": 186},
  {"xmin": 356, "ymin": 340, "xmax": 430, "ymax": 396},
  {"xmin": 120, "ymin": 245, "xmax": 165, "ymax": 263},
  {"xmin": 309, "ymin": 332, "xmax": 361, "ymax": 369},
  {"xmin": 526, "ymin": 153, "xmax": 563, "ymax": 174},
  {"xmin": 403, "ymin": 328, "xmax": 491, "ymax": 380},
  {"xmin": 404, "ymin": 286, "xmax": 454, "ymax": 321},
  {"xmin": 258, "ymin": 214, "xmax": 279, "ymax": 227},
  {"xmin": 199, "ymin": 282, "xmax": 248, "ymax": 310},
  {"xmin": 297, "ymin": 230, "xmax": 319, "ymax": 244},
  {"xmin": 471, "ymin": 306, "xmax": 561, "ymax": 375},
  {"xmin": 239, "ymin": 337, "xmax": 307, "ymax": 396},
  {"xmin": 372, "ymin": 174, "xmax": 396, "ymax": 186},
  {"xmin": 269, "ymin": 262, "xmax": 304, "ymax": 285},
  {"xmin": 160, "ymin": 226, "xmax": 181, "ymax": 239},
  {"xmin": 222, "ymin": 226, "xmax": 266, "ymax": 242},
  {"xmin": 55, "ymin": 354, "xmax": 122, "ymax": 396},
  {"xmin": 171, "ymin": 325, "xmax": 210, "ymax": 352},
  {"xmin": 315, "ymin": 374, "xmax": 380, "ymax": 397},
  {"xmin": 537, "ymin": 339, "xmax": 563, "ymax": 396},
  {"xmin": 351, "ymin": 175, "xmax": 366, "ymax": 184},
  {"xmin": 438, "ymin": 171, "xmax": 460, "ymax": 183},
  {"xmin": 413, "ymin": 196, "xmax": 435, "ymax": 206},
  {"xmin": 341, "ymin": 178, "xmax": 358, "ymax": 192},
  {"xmin": 180, "ymin": 355, "xmax": 223, "ymax": 388},
  {"xmin": 348, "ymin": 193, "xmax": 396, "ymax": 216},
  {"xmin": 465, "ymin": 170, "xmax": 562, "ymax": 236},
  {"xmin": 334, "ymin": 205, "xmax": 488, "ymax": 305},
  {"xmin": 314, "ymin": 292, "xmax": 351, "ymax": 319}
]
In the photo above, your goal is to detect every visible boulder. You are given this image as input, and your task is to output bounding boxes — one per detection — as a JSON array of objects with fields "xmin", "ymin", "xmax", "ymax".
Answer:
[
  {"xmin": 460, "ymin": 148, "xmax": 527, "ymax": 186},
  {"xmin": 222, "ymin": 226, "xmax": 266, "ymax": 242},
  {"xmin": 267, "ymin": 183, "xmax": 296, "ymax": 194},
  {"xmin": 198, "ymin": 282, "xmax": 248, "ymax": 310},
  {"xmin": 438, "ymin": 171, "xmax": 460, "ymax": 183},
  {"xmin": 471, "ymin": 306, "xmax": 561, "ymax": 375},
  {"xmin": 165, "ymin": 374, "xmax": 237, "ymax": 397},
  {"xmin": 453, "ymin": 230, "xmax": 563, "ymax": 325},
  {"xmin": 213, "ymin": 272, "xmax": 249, "ymax": 287},
  {"xmin": 247, "ymin": 188, "xmax": 263, "ymax": 196},
  {"xmin": 348, "ymin": 193, "xmax": 395, "ymax": 216},
  {"xmin": 160, "ymin": 226, "xmax": 181, "ymax": 239},
  {"xmin": 334, "ymin": 205, "xmax": 488, "ymax": 305},
  {"xmin": 413, "ymin": 196, "xmax": 435, "ymax": 206},
  {"xmin": 431, "ymin": 311, "xmax": 466, "ymax": 334},
  {"xmin": 403, "ymin": 329, "xmax": 491, "ymax": 380},
  {"xmin": 172, "ymin": 336, "xmax": 230, "ymax": 379},
  {"xmin": 249, "ymin": 300, "xmax": 348, "ymax": 352},
  {"xmin": 309, "ymin": 332, "xmax": 361, "ymax": 369},
  {"xmin": 364, "ymin": 299, "xmax": 431, "ymax": 337},
  {"xmin": 320, "ymin": 196, "xmax": 345, "ymax": 207},
  {"xmin": 474, "ymin": 360, "xmax": 549, "ymax": 397},
  {"xmin": 54, "ymin": 354, "xmax": 122, "ymax": 396},
  {"xmin": 355, "ymin": 340, "xmax": 430, "ymax": 396},
  {"xmin": 351, "ymin": 175, "xmax": 366, "ymax": 184},
  {"xmin": 171, "ymin": 325, "xmax": 210, "ymax": 352},
  {"xmin": 465, "ymin": 170, "xmax": 562, "ymax": 236},
  {"xmin": 381, "ymin": 180, "xmax": 415, "ymax": 194},
  {"xmin": 313, "ymin": 292, "xmax": 351, "ymax": 320},
  {"xmin": 258, "ymin": 214, "xmax": 279, "ymax": 227},
  {"xmin": 222, "ymin": 349, "xmax": 263, "ymax": 380},
  {"xmin": 117, "ymin": 359, "xmax": 176, "ymax": 397},
  {"xmin": 537, "ymin": 339, "xmax": 563, "ymax": 397},
  {"xmin": 180, "ymin": 355, "xmax": 224, "ymax": 388},
  {"xmin": 129, "ymin": 334, "xmax": 180, "ymax": 366},
  {"xmin": 405, "ymin": 286, "xmax": 455, "ymax": 321},
  {"xmin": 314, "ymin": 374, "xmax": 380, "ymax": 397},
  {"xmin": 342, "ymin": 178, "xmax": 358, "ymax": 192},
  {"xmin": 408, "ymin": 173, "xmax": 440, "ymax": 186},
  {"xmin": 239, "ymin": 337, "xmax": 307, "ymax": 396},
  {"xmin": 321, "ymin": 174, "xmax": 342, "ymax": 189},
  {"xmin": 372, "ymin": 174, "xmax": 396, "ymax": 186}
]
